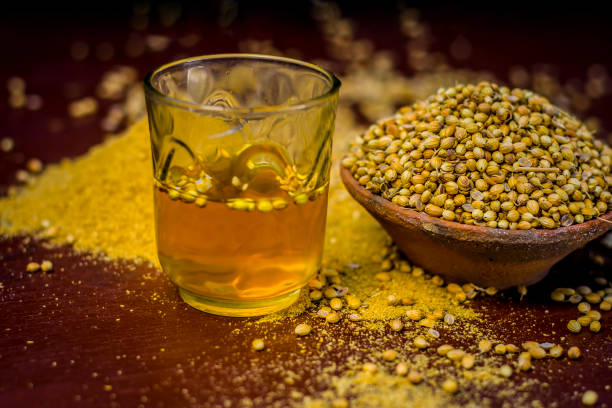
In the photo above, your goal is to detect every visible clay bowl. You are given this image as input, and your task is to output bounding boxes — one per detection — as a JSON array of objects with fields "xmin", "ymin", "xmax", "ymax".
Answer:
[{"xmin": 340, "ymin": 166, "xmax": 612, "ymax": 289}]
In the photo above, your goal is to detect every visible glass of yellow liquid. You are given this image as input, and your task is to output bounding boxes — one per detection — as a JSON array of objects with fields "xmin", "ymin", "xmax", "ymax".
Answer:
[{"xmin": 144, "ymin": 54, "xmax": 340, "ymax": 316}]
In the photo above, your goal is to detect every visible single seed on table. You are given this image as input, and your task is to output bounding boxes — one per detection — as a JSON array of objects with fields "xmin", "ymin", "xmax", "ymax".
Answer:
[
  {"xmin": 478, "ymin": 339, "xmax": 492, "ymax": 353},
  {"xmin": 585, "ymin": 293, "xmax": 602, "ymax": 304},
  {"xmin": 194, "ymin": 197, "xmax": 207, "ymax": 207},
  {"xmin": 485, "ymin": 287, "xmax": 498, "ymax": 296},
  {"xmin": 294, "ymin": 323, "xmax": 312, "ymax": 336},
  {"xmin": 586, "ymin": 310, "xmax": 601, "ymax": 321},
  {"xmin": 419, "ymin": 318, "xmax": 436, "ymax": 328},
  {"xmin": 251, "ymin": 338, "xmax": 265, "ymax": 351},
  {"xmin": 589, "ymin": 321, "xmax": 601, "ymax": 333},
  {"xmin": 26, "ymin": 262, "xmax": 40, "ymax": 273},
  {"xmin": 500, "ymin": 365, "xmax": 513, "ymax": 378},
  {"xmin": 494, "ymin": 344, "xmax": 507, "ymax": 355},
  {"xmin": 330, "ymin": 298, "xmax": 343, "ymax": 311},
  {"xmin": 362, "ymin": 362, "xmax": 377, "ymax": 374},
  {"xmin": 375, "ymin": 272, "xmax": 391, "ymax": 282},
  {"xmin": 428, "ymin": 329, "xmax": 440, "ymax": 339},
  {"xmin": 461, "ymin": 354, "xmax": 475, "ymax": 369},
  {"xmin": 382, "ymin": 349, "xmax": 398, "ymax": 361},
  {"xmin": 413, "ymin": 336, "xmax": 429, "ymax": 349},
  {"xmin": 447, "ymin": 349, "xmax": 465, "ymax": 362},
  {"xmin": 442, "ymin": 379, "xmax": 459, "ymax": 394},
  {"xmin": 345, "ymin": 295, "xmax": 361, "ymax": 309},
  {"xmin": 323, "ymin": 287, "xmax": 337, "ymax": 299},
  {"xmin": 577, "ymin": 316, "xmax": 592, "ymax": 327},
  {"xmin": 550, "ymin": 291, "xmax": 565, "ymax": 302},
  {"xmin": 600, "ymin": 301, "xmax": 612, "ymax": 311},
  {"xmin": 577, "ymin": 302, "xmax": 591, "ymax": 313},
  {"xmin": 325, "ymin": 312, "xmax": 340, "ymax": 324},
  {"xmin": 549, "ymin": 345, "xmax": 563, "ymax": 358},
  {"xmin": 518, "ymin": 352, "xmax": 532, "ymax": 371},
  {"xmin": 389, "ymin": 319, "xmax": 404, "ymax": 332},
  {"xmin": 582, "ymin": 390, "xmax": 598, "ymax": 406},
  {"xmin": 529, "ymin": 346, "xmax": 546, "ymax": 359},
  {"xmin": 395, "ymin": 362, "xmax": 409, "ymax": 376},
  {"xmin": 522, "ymin": 341, "xmax": 539, "ymax": 350},
  {"xmin": 26, "ymin": 158, "xmax": 43, "ymax": 173},
  {"xmin": 348, "ymin": 313, "xmax": 362, "ymax": 322},
  {"xmin": 506, "ymin": 344, "xmax": 519, "ymax": 353},
  {"xmin": 386, "ymin": 295, "xmax": 399, "ymax": 306},
  {"xmin": 437, "ymin": 345, "xmax": 453, "ymax": 356},
  {"xmin": 405, "ymin": 309, "xmax": 422, "ymax": 321},
  {"xmin": 567, "ymin": 320, "xmax": 581, "ymax": 334},
  {"xmin": 567, "ymin": 346, "xmax": 581, "ymax": 359},
  {"xmin": 309, "ymin": 290, "xmax": 322, "ymax": 301},
  {"xmin": 407, "ymin": 371, "xmax": 422, "ymax": 384},
  {"xmin": 444, "ymin": 314, "xmax": 455, "ymax": 325},
  {"xmin": 594, "ymin": 277, "xmax": 608, "ymax": 286},
  {"xmin": 40, "ymin": 260, "xmax": 53, "ymax": 272},
  {"xmin": 568, "ymin": 294, "xmax": 583, "ymax": 304}
]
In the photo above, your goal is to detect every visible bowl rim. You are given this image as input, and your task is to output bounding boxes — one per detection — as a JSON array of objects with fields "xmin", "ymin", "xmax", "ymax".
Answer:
[{"xmin": 340, "ymin": 165, "xmax": 612, "ymax": 244}]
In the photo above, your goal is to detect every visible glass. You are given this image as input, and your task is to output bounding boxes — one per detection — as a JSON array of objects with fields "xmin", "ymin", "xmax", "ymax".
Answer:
[{"xmin": 144, "ymin": 54, "xmax": 340, "ymax": 316}]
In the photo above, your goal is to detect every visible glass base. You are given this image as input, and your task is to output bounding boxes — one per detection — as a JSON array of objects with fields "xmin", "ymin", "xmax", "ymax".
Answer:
[{"xmin": 178, "ymin": 287, "xmax": 301, "ymax": 317}]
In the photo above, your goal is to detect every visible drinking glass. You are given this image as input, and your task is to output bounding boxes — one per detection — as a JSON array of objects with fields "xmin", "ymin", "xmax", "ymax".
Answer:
[{"xmin": 144, "ymin": 54, "xmax": 340, "ymax": 316}]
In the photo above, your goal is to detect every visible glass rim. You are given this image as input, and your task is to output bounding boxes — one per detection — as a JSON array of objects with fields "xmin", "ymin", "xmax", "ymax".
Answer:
[{"xmin": 144, "ymin": 53, "xmax": 341, "ymax": 117}]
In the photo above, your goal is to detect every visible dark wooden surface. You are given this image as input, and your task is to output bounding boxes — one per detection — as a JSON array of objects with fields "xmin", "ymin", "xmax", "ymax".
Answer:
[{"xmin": 1, "ymin": 3, "xmax": 611, "ymax": 407}]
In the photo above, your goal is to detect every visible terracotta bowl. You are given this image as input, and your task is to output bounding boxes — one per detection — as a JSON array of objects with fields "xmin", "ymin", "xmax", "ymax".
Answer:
[{"xmin": 340, "ymin": 166, "xmax": 612, "ymax": 289}]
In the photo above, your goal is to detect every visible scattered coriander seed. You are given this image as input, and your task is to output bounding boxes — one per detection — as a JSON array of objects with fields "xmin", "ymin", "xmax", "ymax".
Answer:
[
  {"xmin": 407, "ymin": 371, "xmax": 422, "ymax": 384},
  {"xmin": 195, "ymin": 197, "xmax": 207, "ymax": 207},
  {"xmin": 594, "ymin": 277, "xmax": 608, "ymax": 286},
  {"xmin": 447, "ymin": 349, "xmax": 465, "ymax": 362},
  {"xmin": 26, "ymin": 158, "xmax": 43, "ymax": 174},
  {"xmin": 413, "ymin": 336, "xmax": 429, "ymax": 349},
  {"xmin": 395, "ymin": 362, "xmax": 409, "ymax": 376},
  {"xmin": 567, "ymin": 320, "xmax": 582, "ymax": 334},
  {"xmin": 577, "ymin": 302, "xmax": 591, "ymax": 313},
  {"xmin": 345, "ymin": 295, "xmax": 361, "ymax": 309},
  {"xmin": 40, "ymin": 260, "xmax": 53, "ymax": 272},
  {"xmin": 549, "ymin": 345, "xmax": 563, "ymax": 358},
  {"xmin": 389, "ymin": 319, "xmax": 404, "ymax": 332},
  {"xmin": 461, "ymin": 354, "xmax": 475, "ymax": 369},
  {"xmin": 294, "ymin": 323, "xmax": 311, "ymax": 336},
  {"xmin": 567, "ymin": 346, "xmax": 581, "ymax": 359},
  {"xmin": 577, "ymin": 316, "xmax": 592, "ymax": 327},
  {"xmin": 529, "ymin": 346, "xmax": 546, "ymax": 359},
  {"xmin": 500, "ymin": 365, "xmax": 513, "ymax": 378},
  {"xmin": 427, "ymin": 328, "xmax": 440, "ymax": 339},
  {"xmin": 323, "ymin": 287, "xmax": 337, "ymax": 299},
  {"xmin": 582, "ymin": 390, "xmax": 598, "ymax": 406},
  {"xmin": 382, "ymin": 349, "xmax": 398, "ymax": 361},
  {"xmin": 494, "ymin": 344, "xmax": 507, "ymax": 355},
  {"xmin": 362, "ymin": 362, "xmax": 377, "ymax": 374},
  {"xmin": 331, "ymin": 398, "xmax": 349, "ymax": 408},
  {"xmin": 0, "ymin": 137, "xmax": 14, "ymax": 152},
  {"xmin": 251, "ymin": 338, "xmax": 265, "ymax": 351},
  {"xmin": 437, "ymin": 344, "xmax": 453, "ymax": 356},
  {"xmin": 308, "ymin": 279, "xmax": 324, "ymax": 290},
  {"xmin": 309, "ymin": 290, "xmax": 323, "ymax": 301},
  {"xmin": 400, "ymin": 297, "xmax": 414, "ymax": 306},
  {"xmin": 522, "ymin": 341, "xmax": 539, "ymax": 350},
  {"xmin": 26, "ymin": 262, "xmax": 40, "ymax": 273},
  {"xmin": 431, "ymin": 275, "xmax": 444, "ymax": 286},
  {"xmin": 600, "ymin": 301, "xmax": 611, "ymax": 311},
  {"xmin": 506, "ymin": 344, "xmax": 519, "ymax": 353},
  {"xmin": 568, "ymin": 294, "xmax": 583, "ymax": 304},
  {"xmin": 442, "ymin": 379, "xmax": 459, "ymax": 394},
  {"xmin": 386, "ymin": 294, "xmax": 400, "ymax": 306},
  {"xmin": 405, "ymin": 309, "xmax": 422, "ymax": 321},
  {"xmin": 586, "ymin": 310, "xmax": 601, "ymax": 321},
  {"xmin": 317, "ymin": 307, "xmax": 331, "ymax": 318},
  {"xmin": 419, "ymin": 318, "xmax": 436, "ymax": 328},
  {"xmin": 325, "ymin": 312, "xmax": 341, "ymax": 324},
  {"xmin": 485, "ymin": 287, "xmax": 498, "ymax": 296},
  {"xmin": 375, "ymin": 272, "xmax": 391, "ymax": 282},
  {"xmin": 576, "ymin": 286, "xmax": 592, "ymax": 296},
  {"xmin": 518, "ymin": 352, "xmax": 532, "ymax": 371},
  {"xmin": 444, "ymin": 314, "xmax": 455, "ymax": 325},
  {"xmin": 348, "ymin": 313, "xmax": 362, "ymax": 322},
  {"xmin": 539, "ymin": 342, "xmax": 554, "ymax": 350},
  {"xmin": 550, "ymin": 291, "xmax": 565, "ymax": 302},
  {"xmin": 15, "ymin": 170, "xmax": 29, "ymax": 183},
  {"xmin": 585, "ymin": 293, "xmax": 602, "ymax": 304},
  {"xmin": 589, "ymin": 321, "xmax": 601, "ymax": 333},
  {"xmin": 517, "ymin": 285, "xmax": 527, "ymax": 299},
  {"xmin": 478, "ymin": 339, "xmax": 492, "ymax": 353},
  {"xmin": 330, "ymin": 298, "xmax": 343, "ymax": 311}
]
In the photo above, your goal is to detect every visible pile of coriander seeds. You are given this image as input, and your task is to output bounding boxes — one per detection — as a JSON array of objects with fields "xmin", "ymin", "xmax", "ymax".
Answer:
[{"xmin": 343, "ymin": 82, "xmax": 612, "ymax": 229}]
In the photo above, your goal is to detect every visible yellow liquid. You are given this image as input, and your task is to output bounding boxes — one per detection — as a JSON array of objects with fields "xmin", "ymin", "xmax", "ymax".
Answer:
[{"xmin": 154, "ymin": 187, "xmax": 328, "ymax": 316}]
